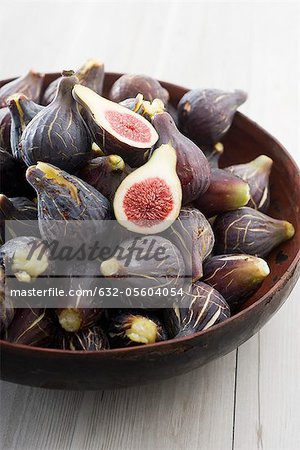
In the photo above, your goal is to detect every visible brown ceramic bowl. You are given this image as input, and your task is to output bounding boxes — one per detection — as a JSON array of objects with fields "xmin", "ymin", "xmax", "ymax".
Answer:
[{"xmin": 0, "ymin": 73, "xmax": 299, "ymax": 390}]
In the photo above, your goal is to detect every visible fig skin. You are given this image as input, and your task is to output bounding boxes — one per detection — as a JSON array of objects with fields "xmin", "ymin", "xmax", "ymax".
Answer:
[
  {"xmin": 152, "ymin": 111, "xmax": 211, "ymax": 204},
  {"xmin": 0, "ymin": 149, "xmax": 34, "ymax": 198},
  {"xmin": 26, "ymin": 162, "xmax": 112, "ymax": 243},
  {"xmin": 108, "ymin": 309, "xmax": 168, "ymax": 347},
  {"xmin": 78, "ymin": 154, "xmax": 133, "ymax": 202},
  {"xmin": 202, "ymin": 254, "xmax": 270, "ymax": 313},
  {"xmin": 213, "ymin": 207, "xmax": 295, "ymax": 258},
  {"xmin": 194, "ymin": 168, "xmax": 250, "ymax": 218},
  {"xmin": 56, "ymin": 325, "xmax": 109, "ymax": 351},
  {"xmin": 100, "ymin": 235, "xmax": 186, "ymax": 308},
  {"xmin": 0, "ymin": 107, "xmax": 11, "ymax": 153},
  {"xmin": 0, "ymin": 267, "xmax": 14, "ymax": 333},
  {"xmin": 201, "ymin": 142, "xmax": 224, "ymax": 169},
  {"xmin": 0, "ymin": 195, "xmax": 38, "ymax": 244},
  {"xmin": 0, "ymin": 70, "xmax": 44, "ymax": 108},
  {"xmin": 224, "ymin": 155, "xmax": 273, "ymax": 212},
  {"xmin": 109, "ymin": 74, "xmax": 169, "ymax": 105},
  {"xmin": 4, "ymin": 308, "xmax": 54, "ymax": 347},
  {"xmin": 178, "ymin": 88, "xmax": 247, "ymax": 146},
  {"xmin": 72, "ymin": 84, "xmax": 159, "ymax": 167},
  {"xmin": 168, "ymin": 206, "xmax": 214, "ymax": 282},
  {"xmin": 20, "ymin": 71, "xmax": 93, "ymax": 173},
  {"xmin": 164, "ymin": 281, "xmax": 230, "ymax": 337},
  {"xmin": 7, "ymin": 93, "xmax": 44, "ymax": 160},
  {"xmin": 42, "ymin": 59, "xmax": 105, "ymax": 105}
]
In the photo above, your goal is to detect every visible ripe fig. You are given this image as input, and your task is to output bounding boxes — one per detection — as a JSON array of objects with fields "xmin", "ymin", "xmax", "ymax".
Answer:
[
  {"xmin": 78, "ymin": 154, "xmax": 133, "ymax": 202},
  {"xmin": 109, "ymin": 74, "xmax": 169, "ymax": 105},
  {"xmin": 178, "ymin": 89, "xmax": 247, "ymax": 146},
  {"xmin": 20, "ymin": 70, "xmax": 92, "ymax": 172},
  {"xmin": 0, "ymin": 149, "xmax": 34, "ymax": 198},
  {"xmin": 72, "ymin": 84, "xmax": 158, "ymax": 167},
  {"xmin": 0, "ymin": 267, "xmax": 14, "ymax": 333},
  {"xmin": 113, "ymin": 143, "xmax": 182, "ymax": 234},
  {"xmin": 164, "ymin": 281, "xmax": 230, "ymax": 337},
  {"xmin": 194, "ymin": 168, "xmax": 250, "ymax": 217},
  {"xmin": 168, "ymin": 207, "xmax": 214, "ymax": 281},
  {"xmin": 201, "ymin": 142, "xmax": 224, "ymax": 168},
  {"xmin": 202, "ymin": 254, "xmax": 270, "ymax": 313},
  {"xmin": 56, "ymin": 325, "xmax": 109, "ymax": 351},
  {"xmin": 108, "ymin": 310, "xmax": 168, "ymax": 347},
  {"xmin": 0, "ymin": 236, "xmax": 51, "ymax": 283},
  {"xmin": 26, "ymin": 162, "xmax": 111, "ymax": 242},
  {"xmin": 5, "ymin": 308, "xmax": 54, "ymax": 346},
  {"xmin": 224, "ymin": 155, "xmax": 273, "ymax": 212},
  {"xmin": 56, "ymin": 308, "xmax": 104, "ymax": 333},
  {"xmin": 100, "ymin": 235, "xmax": 186, "ymax": 308},
  {"xmin": 42, "ymin": 59, "xmax": 105, "ymax": 105},
  {"xmin": 0, "ymin": 195, "xmax": 37, "ymax": 243},
  {"xmin": 0, "ymin": 70, "xmax": 44, "ymax": 108},
  {"xmin": 152, "ymin": 111, "xmax": 211, "ymax": 204},
  {"xmin": 0, "ymin": 107, "xmax": 11, "ymax": 153},
  {"xmin": 121, "ymin": 94, "xmax": 165, "ymax": 121},
  {"xmin": 213, "ymin": 207, "xmax": 295, "ymax": 257},
  {"xmin": 7, "ymin": 93, "xmax": 44, "ymax": 160}
]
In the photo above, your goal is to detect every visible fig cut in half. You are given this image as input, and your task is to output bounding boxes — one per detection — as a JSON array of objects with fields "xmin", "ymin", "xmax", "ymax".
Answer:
[
  {"xmin": 72, "ymin": 85, "xmax": 158, "ymax": 167},
  {"xmin": 113, "ymin": 143, "xmax": 182, "ymax": 234}
]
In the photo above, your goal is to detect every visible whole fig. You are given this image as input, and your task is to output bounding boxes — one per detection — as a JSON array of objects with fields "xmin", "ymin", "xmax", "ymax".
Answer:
[
  {"xmin": 0, "ymin": 70, "xmax": 44, "ymax": 108},
  {"xmin": 109, "ymin": 74, "xmax": 169, "ymax": 105}
]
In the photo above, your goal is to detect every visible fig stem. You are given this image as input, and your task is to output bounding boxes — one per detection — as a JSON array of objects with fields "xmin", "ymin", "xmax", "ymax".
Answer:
[
  {"xmin": 108, "ymin": 155, "xmax": 125, "ymax": 172},
  {"xmin": 100, "ymin": 258, "xmax": 123, "ymax": 277},
  {"xmin": 126, "ymin": 317, "xmax": 157, "ymax": 344},
  {"xmin": 58, "ymin": 308, "xmax": 82, "ymax": 332}
]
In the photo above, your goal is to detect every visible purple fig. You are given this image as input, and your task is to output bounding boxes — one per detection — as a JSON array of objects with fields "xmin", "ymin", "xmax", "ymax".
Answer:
[
  {"xmin": 178, "ymin": 88, "xmax": 247, "ymax": 146},
  {"xmin": 213, "ymin": 207, "xmax": 295, "ymax": 257},
  {"xmin": 5, "ymin": 308, "xmax": 54, "ymax": 346},
  {"xmin": 225, "ymin": 155, "xmax": 273, "ymax": 212},
  {"xmin": 0, "ymin": 195, "xmax": 37, "ymax": 243},
  {"xmin": 201, "ymin": 142, "xmax": 224, "ymax": 168},
  {"xmin": 203, "ymin": 254, "xmax": 270, "ymax": 313},
  {"xmin": 0, "ymin": 267, "xmax": 14, "ymax": 333},
  {"xmin": 0, "ymin": 107, "xmax": 11, "ymax": 153},
  {"xmin": 109, "ymin": 74, "xmax": 169, "ymax": 105},
  {"xmin": 56, "ymin": 325, "xmax": 109, "ymax": 350},
  {"xmin": 194, "ymin": 168, "xmax": 250, "ymax": 217},
  {"xmin": 0, "ymin": 70, "xmax": 44, "ymax": 108},
  {"xmin": 152, "ymin": 111, "xmax": 211, "ymax": 204}
]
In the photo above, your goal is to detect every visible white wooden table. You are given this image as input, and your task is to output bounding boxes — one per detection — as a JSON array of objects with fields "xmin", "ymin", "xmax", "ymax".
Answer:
[{"xmin": 0, "ymin": 2, "xmax": 299, "ymax": 449}]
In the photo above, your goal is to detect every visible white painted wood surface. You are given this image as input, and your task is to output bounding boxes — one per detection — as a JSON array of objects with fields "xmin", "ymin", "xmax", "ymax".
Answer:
[{"xmin": 0, "ymin": 1, "xmax": 299, "ymax": 449}]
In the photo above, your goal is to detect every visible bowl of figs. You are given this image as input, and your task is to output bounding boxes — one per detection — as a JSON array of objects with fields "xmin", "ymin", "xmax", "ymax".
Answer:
[{"xmin": 0, "ymin": 59, "xmax": 299, "ymax": 390}]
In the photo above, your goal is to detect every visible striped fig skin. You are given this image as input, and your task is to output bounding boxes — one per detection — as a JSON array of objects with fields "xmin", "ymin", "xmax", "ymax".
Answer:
[
  {"xmin": 0, "ymin": 195, "xmax": 37, "ymax": 243},
  {"xmin": 7, "ymin": 94, "xmax": 44, "ymax": 160},
  {"xmin": 0, "ymin": 70, "xmax": 44, "ymax": 108},
  {"xmin": 20, "ymin": 71, "xmax": 92, "ymax": 173},
  {"xmin": 109, "ymin": 74, "xmax": 169, "ymax": 105},
  {"xmin": 224, "ymin": 155, "xmax": 273, "ymax": 213},
  {"xmin": 168, "ymin": 207, "xmax": 214, "ymax": 282},
  {"xmin": 43, "ymin": 59, "xmax": 105, "ymax": 105},
  {"xmin": 0, "ymin": 267, "xmax": 14, "ymax": 333},
  {"xmin": 194, "ymin": 168, "xmax": 250, "ymax": 217},
  {"xmin": 202, "ymin": 254, "xmax": 270, "ymax": 313},
  {"xmin": 164, "ymin": 281, "xmax": 230, "ymax": 337},
  {"xmin": 56, "ymin": 325, "xmax": 109, "ymax": 351},
  {"xmin": 213, "ymin": 207, "xmax": 295, "ymax": 258},
  {"xmin": 152, "ymin": 111, "xmax": 211, "ymax": 204},
  {"xmin": 26, "ymin": 162, "xmax": 112, "ymax": 243},
  {"xmin": 178, "ymin": 89, "xmax": 247, "ymax": 146},
  {"xmin": 5, "ymin": 308, "xmax": 54, "ymax": 346}
]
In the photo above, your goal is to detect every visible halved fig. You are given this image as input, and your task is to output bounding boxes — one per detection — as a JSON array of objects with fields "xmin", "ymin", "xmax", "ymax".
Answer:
[
  {"xmin": 113, "ymin": 143, "xmax": 182, "ymax": 234},
  {"xmin": 72, "ymin": 85, "xmax": 158, "ymax": 167}
]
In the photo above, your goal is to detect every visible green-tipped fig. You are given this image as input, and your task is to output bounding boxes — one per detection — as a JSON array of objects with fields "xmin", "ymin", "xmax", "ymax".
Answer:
[
  {"xmin": 26, "ymin": 162, "xmax": 112, "ymax": 242},
  {"xmin": 0, "ymin": 236, "xmax": 51, "ymax": 283},
  {"xmin": 7, "ymin": 93, "xmax": 44, "ymax": 160},
  {"xmin": 168, "ymin": 207, "xmax": 214, "ymax": 281},
  {"xmin": 72, "ymin": 84, "xmax": 159, "ymax": 167},
  {"xmin": 56, "ymin": 308, "xmax": 104, "ymax": 333},
  {"xmin": 0, "ymin": 195, "xmax": 37, "ymax": 243},
  {"xmin": 114, "ymin": 143, "xmax": 182, "ymax": 234},
  {"xmin": 109, "ymin": 74, "xmax": 169, "ymax": 105},
  {"xmin": 100, "ymin": 235, "xmax": 185, "ymax": 308},
  {"xmin": 20, "ymin": 71, "xmax": 92, "ymax": 172},
  {"xmin": 108, "ymin": 310, "xmax": 168, "ymax": 347},
  {"xmin": 56, "ymin": 325, "xmax": 109, "ymax": 350},
  {"xmin": 201, "ymin": 142, "xmax": 224, "ymax": 168},
  {"xmin": 203, "ymin": 254, "xmax": 270, "ymax": 313},
  {"xmin": 0, "ymin": 70, "xmax": 44, "ymax": 108},
  {"xmin": 178, "ymin": 89, "xmax": 247, "ymax": 146},
  {"xmin": 164, "ymin": 281, "xmax": 230, "ymax": 337},
  {"xmin": 43, "ymin": 59, "xmax": 105, "ymax": 105},
  {"xmin": 78, "ymin": 154, "xmax": 133, "ymax": 202},
  {"xmin": 225, "ymin": 155, "xmax": 273, "ymax": 212},
  {"xmin": 213, "ymin": 207, "xmax": 295, "ymax": 257},
  {"xmin": 0, "ymin": 107, "xmax": 11, "ymax": 152},
  {"xmin": 194, "ymin": 168, "xmax": 250, "ymax": 217},
  {"xmin": 152, "ymin": 111, "xmax": 211, "ymax": 204},
  {"xmin": 0, "ymin": 267, "xmax": 14, "ymax": 333},
  {"xmin": 5, "ymin": 308, "xmax": 54, "ymax": 346},
  {"xmin": 0, "ymin": 149, "xmax": 34, "ymax": 198}
]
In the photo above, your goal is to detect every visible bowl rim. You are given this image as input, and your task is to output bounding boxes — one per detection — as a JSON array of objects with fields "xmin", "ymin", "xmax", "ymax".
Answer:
[{"xmin": 1, "ymin": 74, "xmax": 299, "ymax": 357}]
